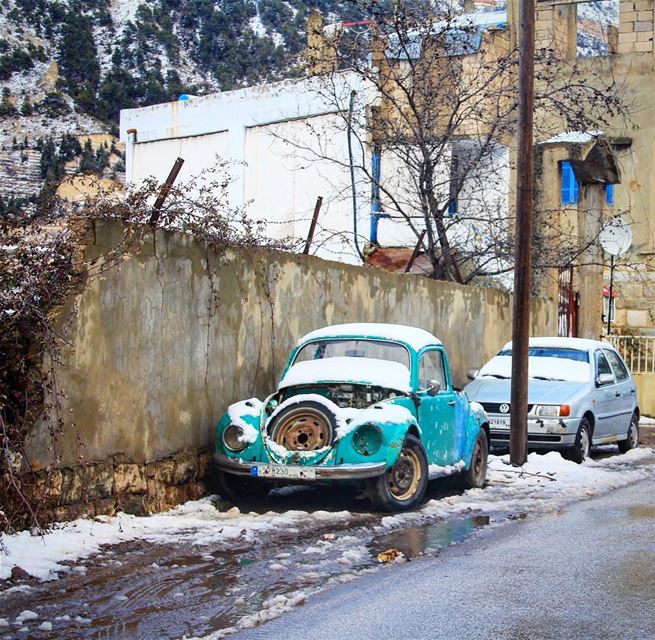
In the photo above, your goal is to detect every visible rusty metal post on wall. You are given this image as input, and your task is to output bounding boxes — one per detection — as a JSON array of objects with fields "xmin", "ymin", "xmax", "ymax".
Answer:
[
  {"xmin": 149, "ymin": 157, "xmax": 185, "ymax": 226},
  {"xmin": 404, "ymin": 229, "xmax": 427, "ymax": 273},
  {"xmin": 303, "ymin": 196, "xmax": 323, "ymax": 255},
  {"xmin": 510, "ymin": 0, "xmax": 535, "ymax": 466},
  {"xmin": 607, "ymin": 254, "xmax": 615, "ymax": 336}
]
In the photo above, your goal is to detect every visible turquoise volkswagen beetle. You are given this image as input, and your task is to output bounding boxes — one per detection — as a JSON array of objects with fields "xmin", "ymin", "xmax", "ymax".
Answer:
[{"xmin": 213, "ymin": 323, "xmax": 489, "ymax": 511}]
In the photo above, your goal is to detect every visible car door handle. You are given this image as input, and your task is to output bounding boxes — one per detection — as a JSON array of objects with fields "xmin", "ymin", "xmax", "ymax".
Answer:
[
  {"xmin": 448, "ymin": 401, "xmax": 456, "ymax": 406},
  {"xmin": 615, "ymin": 392, "xmax": 621, "ymax": 397},
  {"xmin": 630, "ymin": 389, "xmax": 636, "ymax": 394}
]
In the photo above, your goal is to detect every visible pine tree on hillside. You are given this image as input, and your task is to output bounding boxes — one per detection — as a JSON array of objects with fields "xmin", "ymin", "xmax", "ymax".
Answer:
[{"xmin": 57, "ymin": 10, "xmax": 100, "ymax": 113}]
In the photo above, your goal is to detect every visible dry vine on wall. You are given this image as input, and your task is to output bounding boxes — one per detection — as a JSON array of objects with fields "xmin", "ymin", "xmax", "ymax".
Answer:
[{"xmin": 0, "ymin": 162, "xmax": 295, "ymax": 535}]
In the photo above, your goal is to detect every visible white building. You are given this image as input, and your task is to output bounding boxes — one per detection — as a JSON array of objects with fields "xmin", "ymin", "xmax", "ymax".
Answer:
[{"xmin": 120, "ymin": 66, "xmax": 509, "ymax": 267}]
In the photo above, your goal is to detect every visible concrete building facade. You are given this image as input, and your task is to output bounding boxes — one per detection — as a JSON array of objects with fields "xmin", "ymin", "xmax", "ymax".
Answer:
[{"xmin": 120, "ymin": 0, "xmax": 655, "ymax": 340}]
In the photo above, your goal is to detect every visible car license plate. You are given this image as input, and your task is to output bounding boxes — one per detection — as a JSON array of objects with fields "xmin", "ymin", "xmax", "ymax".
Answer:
[
  {"xmin": 490, "ymin": 417, "xmax": 510, "ymax": 428},
  {"xmin": 251, "ymin": 464, "xmax": 317, "ymax": 480}
]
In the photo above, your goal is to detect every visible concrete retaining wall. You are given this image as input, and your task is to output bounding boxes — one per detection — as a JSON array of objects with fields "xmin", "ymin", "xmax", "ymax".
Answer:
[
  {"xmin": 635, "ymin": 375, "xmax": 655, "ymax": 417},
  {"xmin": 25, "ymin": 219, "xmax": 557, "ymax": 514}
]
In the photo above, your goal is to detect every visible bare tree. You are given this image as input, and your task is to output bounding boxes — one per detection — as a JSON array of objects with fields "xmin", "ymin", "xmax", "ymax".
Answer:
[{"xmin": 289, "ymin": 1, "xmax": 630, "ymax": 284}]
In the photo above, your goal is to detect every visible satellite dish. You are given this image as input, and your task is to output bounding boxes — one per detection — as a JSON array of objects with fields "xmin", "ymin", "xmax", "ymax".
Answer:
[{"xmin": 599, "ymin": 216, "xmax": 632, "ymax": 257}]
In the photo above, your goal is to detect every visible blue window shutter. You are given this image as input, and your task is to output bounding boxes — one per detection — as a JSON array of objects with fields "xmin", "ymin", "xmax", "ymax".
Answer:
[
  {"xmin": 606, "ymin": 183, "xmax": 615, "ymax": 206},
  {"xmin": 561, "ymin": 161, "xmax": 579, "ymax": 205},
  {"xmin": 448, "ymin": 199, "xmax": 457, "ymax": 216}
]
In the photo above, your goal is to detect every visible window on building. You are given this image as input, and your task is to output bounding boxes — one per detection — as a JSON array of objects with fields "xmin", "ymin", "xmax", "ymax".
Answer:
[
  {"xmin": 606, "ymin": 183, "xmax": 615, "ymax": 206},
  {"xmin": 561, "ymin": 161, "xmax": 579, "ymax": 205},
  {"xmin": 448, "ymin": 199, "xmax": 458, "ymax": 216}
]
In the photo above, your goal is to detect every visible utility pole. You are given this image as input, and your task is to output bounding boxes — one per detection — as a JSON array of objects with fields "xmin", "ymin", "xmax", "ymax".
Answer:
[{"xmin": 509, "ymin": 0, "xmax": 535, "ymax": 466}]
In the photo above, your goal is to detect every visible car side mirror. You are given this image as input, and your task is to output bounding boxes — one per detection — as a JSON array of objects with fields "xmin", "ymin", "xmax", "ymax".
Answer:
[
  {"xmin": 427, "ymin": 379, "xmax": 441, "ymax": 396},
  {"xmin": 466, "ymin": 368, "xmax": 479, "ymax": 381},
  {"xmin": 596, "ymin": 372, "xmax": 615, "ymax": 386}
]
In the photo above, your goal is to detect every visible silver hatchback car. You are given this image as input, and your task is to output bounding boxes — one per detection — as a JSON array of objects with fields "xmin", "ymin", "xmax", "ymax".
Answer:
[{"xmin": 464, "ymin": 337, "xmax": 640, "ymax": 462}]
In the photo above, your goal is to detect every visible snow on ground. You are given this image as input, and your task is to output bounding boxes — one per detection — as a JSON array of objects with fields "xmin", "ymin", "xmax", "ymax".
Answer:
[
  {"xmin": 379, "ymin": 448, "xmax": 655, "ymax": 533},
  {"xmin": 1, "ymin": 448, "xmax": 654, "ymax": 584},
  {"xmin": 0, "ymin": 501, "xmax": 354, "ymax": 582}
]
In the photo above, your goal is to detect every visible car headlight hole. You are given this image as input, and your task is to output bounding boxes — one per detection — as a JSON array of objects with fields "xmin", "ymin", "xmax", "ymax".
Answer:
[
  {"xmin": 352, "ymin": 424, "xmax": 382, "ymax": 456},
  {"xmin": 223, "ymin": 424, "xmax": 248, "ymax": 452}
]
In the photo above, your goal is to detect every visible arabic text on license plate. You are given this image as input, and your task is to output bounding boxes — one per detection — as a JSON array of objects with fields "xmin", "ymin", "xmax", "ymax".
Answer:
[
  {"xmin": 490, "ymin": 417, "xmax": 510, "ymax": 428},
  {"xmin": 251, "ymin": 464, "xmax": 317, "ymax": 480}
]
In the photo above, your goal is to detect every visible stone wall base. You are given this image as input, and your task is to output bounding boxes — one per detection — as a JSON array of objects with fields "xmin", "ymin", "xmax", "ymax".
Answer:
[{"xmin": 24, "ymin": 448, "xmax": 211, "ymax": 523}]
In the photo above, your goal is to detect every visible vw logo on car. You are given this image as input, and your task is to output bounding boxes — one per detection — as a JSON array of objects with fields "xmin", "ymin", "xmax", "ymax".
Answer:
[{"xmin": 499, "ymin": 403, "xmax": 510, "ymax": 414}]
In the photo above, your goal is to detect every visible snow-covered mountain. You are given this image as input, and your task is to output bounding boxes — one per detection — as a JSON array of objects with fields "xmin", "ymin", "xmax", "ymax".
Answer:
[{"xmin": 0, "ymin": 0, "xmax": 619, "ymax": 208}]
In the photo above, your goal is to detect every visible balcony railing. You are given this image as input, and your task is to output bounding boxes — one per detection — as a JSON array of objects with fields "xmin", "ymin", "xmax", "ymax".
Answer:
[{"xmin": 607, "ymin": 336, "xmax": 655, "ymax": 375}]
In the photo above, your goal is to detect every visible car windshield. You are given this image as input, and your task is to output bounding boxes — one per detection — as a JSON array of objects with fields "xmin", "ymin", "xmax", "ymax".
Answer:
[
  {"xmin": 294, "ymin": 339, "xmax": 410, "ymax": 369},
  {"xmin": 499, "ymin": 347, "xmax": 590, "ymax": 363},
  {"xmin": 479, "ymin": 348, "xmax": 592, "ymax": 382}
]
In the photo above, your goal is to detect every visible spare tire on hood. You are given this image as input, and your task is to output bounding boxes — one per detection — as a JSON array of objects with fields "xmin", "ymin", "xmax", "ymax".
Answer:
[{"xmin": 268, "ymin": 400, "xmax": 338, "ymax": 451}]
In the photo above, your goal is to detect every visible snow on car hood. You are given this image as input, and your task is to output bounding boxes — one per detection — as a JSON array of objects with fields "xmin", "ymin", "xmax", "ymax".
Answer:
[
  {"xmin": 278, "ymin": 357, "xmax": 411, "ymax": 393},
  {"xmin": 478, "ymin": 355, "xmax": 592, "ymax": 383},
  {"xmin": 466, "ymin": 378, "xmax": 588, "ymax": 404}
]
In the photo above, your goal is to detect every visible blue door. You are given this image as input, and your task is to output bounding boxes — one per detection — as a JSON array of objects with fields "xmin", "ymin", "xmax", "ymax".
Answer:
[{"xmin": 417, "ymin": 348, "xmax": 458, "ymax": 466}]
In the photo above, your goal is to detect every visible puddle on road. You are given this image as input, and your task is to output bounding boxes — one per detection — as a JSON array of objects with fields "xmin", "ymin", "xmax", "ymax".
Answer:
[
  {"xmin": 368, "ymin": 515, "xmax": 490, "ymax": 559},
  {"xmin": 0, "ymin": 513, "xmax": 494, "ymax": 640}
]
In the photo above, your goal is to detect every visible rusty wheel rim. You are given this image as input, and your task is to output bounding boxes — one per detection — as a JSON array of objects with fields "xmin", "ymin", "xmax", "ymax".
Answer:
[
  {"xmin": 471, "ymin": 437, "xmax": 486, "ymax": 484},
  {"xmin": 273, "ymin": 410, "xmax": 331, "ymax": 451},
  {"xmin": 387, "ymin": 447, "xmax": 422, "ymax": 501}
]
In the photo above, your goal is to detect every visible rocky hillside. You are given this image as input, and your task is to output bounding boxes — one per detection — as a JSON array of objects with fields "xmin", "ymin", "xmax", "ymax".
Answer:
[{"xmin": 0, "ymin": 0, "xmax": 618, "ymax": 209}]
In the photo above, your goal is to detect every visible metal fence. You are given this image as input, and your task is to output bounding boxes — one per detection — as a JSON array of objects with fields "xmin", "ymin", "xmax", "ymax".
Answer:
[{"xmin": 607, "ymin": 336, "xmax": 655, "ymax": 375}]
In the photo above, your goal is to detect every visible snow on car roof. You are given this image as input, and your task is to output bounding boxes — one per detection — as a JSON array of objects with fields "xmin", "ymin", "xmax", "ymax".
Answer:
[
  {"xmin": 500, "ymin": 336, "xmax": 615, "ymax": 353},
  {"xmin": 279, "ymin": 357, "xmax": 411, "ymax": 392},
  {"xmin": 298, "ymin": 323, "xmax": 441, "ymax": 351}
]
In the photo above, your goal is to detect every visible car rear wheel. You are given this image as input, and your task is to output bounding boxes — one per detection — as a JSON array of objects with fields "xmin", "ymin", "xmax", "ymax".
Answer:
[
  {"xmin": 460, "ymin": 429, "xmax": 488, "ymax": 489},
  {"xmin": 367, "ymin": 435, "xmax": 428, "ymax": 512},
  {"xmin": 567, "ymin": 418, "xmax": 592, "ymax": 464},
  {"xmin": 618, "ymin": 413, "xmax": 639, "ymax": 454}
]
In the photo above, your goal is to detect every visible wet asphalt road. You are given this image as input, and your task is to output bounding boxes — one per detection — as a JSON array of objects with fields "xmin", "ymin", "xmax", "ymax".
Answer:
[{"xmin": 239, "ymin": 477, "xmax": 655, "ymax": 640}]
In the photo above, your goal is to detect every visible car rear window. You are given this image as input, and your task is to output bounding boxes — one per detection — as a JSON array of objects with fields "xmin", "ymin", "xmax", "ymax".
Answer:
[{"xmin": 498, "ymin": 347, "xmax": 589, "ymax": 363}]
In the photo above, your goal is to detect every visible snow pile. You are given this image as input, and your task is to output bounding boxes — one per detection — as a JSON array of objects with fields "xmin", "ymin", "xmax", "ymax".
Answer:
[
  {"xmin": 428, "ymin": 461, "xmax": 466, "ymax": 478},
  {"xmin": 297, "ymin": 323, "xmax": 441, "ymax": 350},
  {"xmin": 419, "ymin": 448, "xmax": 655, "ymax": 522},
  {"xmin": 0, "ymin": 500, "xmax": 354, "ymax": 582},
  {"xmin": 196, "ymin": 591, "xmax": 308, "ymax": 638},
  {"xmin": 279, "ymin": 357, "xmax": 411, "ymax": 392}
]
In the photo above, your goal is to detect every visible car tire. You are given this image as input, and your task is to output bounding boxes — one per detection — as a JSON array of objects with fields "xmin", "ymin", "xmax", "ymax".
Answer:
[
  {"xmin": 268, "ymin": 400, "xmax": 337, "ymax": 451},
  {"xmin": 618, "ymin": 413, "xmax": 639, "ymax": 454},
  {"xmin": 460, "ymin": 429, "xmax": 489, "ymax": 489},
  {"xmin": 567, "ymin": 418, "xmax": 592, "ymax": 464},
  {"xmin": 216, "ymin": 470, "xmax": 269, "ymax": 505},
  {"xmin": 367, "ymin": 435, "xmax": 428, "ymax": 512}
]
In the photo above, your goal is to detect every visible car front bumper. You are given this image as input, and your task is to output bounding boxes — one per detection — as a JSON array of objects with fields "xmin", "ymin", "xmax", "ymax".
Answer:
[
  {"xmin": 488, "ymin": 416, "xmax": 580, "ymax": 449},
  {"xmin": 213, "ymin": 453, "xmax": 387, "ymax": 480}
]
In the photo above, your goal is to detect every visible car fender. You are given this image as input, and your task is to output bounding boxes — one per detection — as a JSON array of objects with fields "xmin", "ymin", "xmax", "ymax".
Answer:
[
  {"xmin": 378, "ymin": 419, "xmax": 422, "ymax": 468},
  {"xmin": 215, "ymin": 398, "xmax": 265, "ymax": 458},
  {"xmin": 462, "ymin": 401, "xmax": 488, "ymax": 470}
]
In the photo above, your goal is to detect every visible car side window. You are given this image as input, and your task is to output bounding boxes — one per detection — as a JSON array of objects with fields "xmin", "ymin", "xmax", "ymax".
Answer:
[
  {"xmin": 604, "ymin": 349, "xmax": 630, "ymax": 382},
  {"xmin": 595, "ymin": 351, "xmax": 614, "ymax": 384},
  {"xmin": 419, "ymin": 350, "xmax": 446, "ymax": 391}
]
